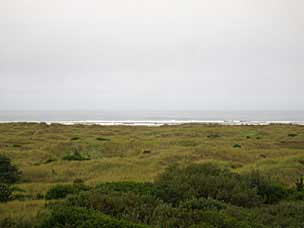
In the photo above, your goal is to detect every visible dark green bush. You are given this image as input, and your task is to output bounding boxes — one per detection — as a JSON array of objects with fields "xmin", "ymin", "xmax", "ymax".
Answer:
[
  {"xmin": 180, "ymin": 198, "xmax": 226, "ymax": 211},
  {"xmin": 0, "ymin": 217, "xmax": 33, "ymax": 228},
  {"xmin": 26, "ymin": 162, "xmax": 304, "ymax": 228},
  {"xmin": 244, "ymin": 170, "xmax": 288, "ymax": 204},
  {"xmin": 96, "ymin": 137, "xmax": 111, "ymax": 141},
  {"xmin": 155, "ymin": 163, "xmax": 260, "ymax": 207},
  {"xmin": 150, "ymin": 203, "xmax": 203, "ymax": 228},
  {"xmin": 38, "ymin": 206, "xmax": 148, "ymax": 228},
  {"xmin": 63, "ymin": 150, "xmax": 90, "ymax": 161},
  {"xmin": 95, "ymin": 182, "xmax": 157, "ymax": 196},
  {"xmin": 253, "ymin": 201, "xmax": 304, "ymax": 228},
  {"xmin": 207, "ymin": 134, "xmax": 221, "ymax": 138},
  {"xmin": 43, "ymin": 158, "xmax": 56, "ymax": 164},
  {"xmin": 0, "ymin": 154, "xmax": 21, "ymax": 184},
  {"xmin": 71, "ymin": 136, "xmax": 80, "ymax": 140},
  {"xmin": 66, "ymin": 191, "xmax": 162, "ymax": 225},
  {"xmin": 287, "ymin": 190, "xmax": 304, "ymax": 201},
  {"xmin": 233, "ymin": 144, "xmax": 242, "ymax": 148},
  {"xmin": 296, "ymin": 177, "xmax": 304, "ymax": 191},
  {"xmin": 0, "ymin": 183, "xmax": 12, "ymax": 202},
  {"xmin": 45, "ymin": 183, "xmax": 90, "ymax": 200},
  {"xmin": 199, "ymin": 210, "xmax": 252, "ymax": 228}
]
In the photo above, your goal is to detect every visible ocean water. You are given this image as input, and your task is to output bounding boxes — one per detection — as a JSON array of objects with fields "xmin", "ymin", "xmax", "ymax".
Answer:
[{"xmin": 0, "ymin": 110, "xmax": 303, "ymax": 124}]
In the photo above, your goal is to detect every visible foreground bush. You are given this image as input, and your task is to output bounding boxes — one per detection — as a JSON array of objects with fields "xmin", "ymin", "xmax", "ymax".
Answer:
[
  {"xmin": 45, "ymin": 183, "xmax": 90, "ymax": 200},
  {"xmin": 155, "ymin": 163, "xmax": 261, "ymax": 207},
  {"xmin": 28, "ymin": 163, "xmax": 304, "ymax": 227},
  {"xmin": 244, "ymin": 170, "xmax": 289, "ymax": 204},
  {"xmin": 65, "ymin": 190, "xmax": 265, "ymax": 228},
  {"xmin": 95, "ymin": 182, "xmax": 157, "ymax": 195},
  {"xmin": 0, "ymin": 183, "xmax": 12, "ymax": 202},
  {"xmin": 39, "ymin": 206, "xmax": 148, "ymax": 228},
  {"xmin": 66, "ymin": 191, "xmax": 163, "ymax": 224},
  {"xmin": 0, "ymin": 218, "xmax": 33, "ymax": 228},
  {"xmin": 253, "ymin": 201, "xmax": 304, "ymax": 228},
  {"xmin": 0, "ymin": 154, "xmax": 21, "ymax": 184},
  {"xmin": 180, "ymin": 198, "xmax": 226, "ymax": 211}
]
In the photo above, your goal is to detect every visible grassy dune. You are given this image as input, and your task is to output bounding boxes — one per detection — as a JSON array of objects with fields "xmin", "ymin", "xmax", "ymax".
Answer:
[{"xmin": 0, "ymin": 123, "xmax": 304, "ymax": 223}]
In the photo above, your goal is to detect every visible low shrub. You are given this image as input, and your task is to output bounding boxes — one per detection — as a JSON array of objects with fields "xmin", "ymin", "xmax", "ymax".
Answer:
[
  {"xmin": 254, "ymin": 201, "xmax": 304, "ymax": 228},
  {"xmin": 45, "ymin": 183, "xmax": 90, "ymax": 200},
  {"xmin": 71, "ymin": 137, "xmax": 80, "ymax": 140},
  {"xmin": 296, "ymin": 177, "xmax": 304, "ymax": 191},
  {"xmin": 207, "ymin": 134, "xmax": 221, "ymax": 138},
  {"xmin": 0, "ymin": 154, "xmax": 21, "ymax": 184},
  {"xmin": 0, "ymin": 183, "xmax": 12, "ymax": 202},
  {"xmin": 63, "ymin": 150, "xmax": 90, "ymax": 161},
  {"xmin": 96, "ymin": 137, "xmax": 110, "ymax": 141},
  {"xmin": 155, "ymin": 163, "xmax": 261, "ymax": 207},
  {"xmin": 95, "ymin": 182, "xmax": 157, "ymax": 196},
  {"xmin": 66, "ymin": 191, "xmax": 162, "ymax": 224},
  {"xmin": 0, "ymin": 217, "xmax": 34, "ymax": 228},
  {"xmin": 38, "ymin": 206, "xmax": 148, "ymax": 228},
  {"xmin": 180, "ymin": 198, "xmax": 226, "ymax": 211},
  {"xmin": 44, "ymin": 158, "xmax": 56, "ymax": 164},
  {"xmin": 244, "ymin": 170, "xmax": 289, "ymax": 204},
  {"xmin": 233, "ymin": 144, "xmax": 242, "ymax": 148}
]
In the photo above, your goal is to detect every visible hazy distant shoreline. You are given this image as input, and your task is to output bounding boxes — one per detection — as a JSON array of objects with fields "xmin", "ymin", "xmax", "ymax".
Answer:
[
  {"xmin": 1, "ymin": 120, "xmax": 304, "ymax": 126},
  {"xmin": 1, "ymin": 111, "xmax": 304, "ymax": 124}
]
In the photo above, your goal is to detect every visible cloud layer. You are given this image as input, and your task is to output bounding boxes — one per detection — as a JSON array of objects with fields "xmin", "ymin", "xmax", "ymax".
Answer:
[{"xmin": 1, "ymin": 0, "xmax": 303, "ymax": 110}]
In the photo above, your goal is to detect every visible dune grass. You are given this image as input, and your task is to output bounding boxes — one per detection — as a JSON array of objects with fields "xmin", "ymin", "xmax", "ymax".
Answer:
[{"xmin": 0, "ymin": 123, "xmax": 304, "ymax": 220}]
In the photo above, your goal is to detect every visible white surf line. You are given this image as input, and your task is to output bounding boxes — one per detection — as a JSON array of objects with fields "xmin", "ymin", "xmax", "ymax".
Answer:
[{"xmin": 1, "ymin": 120, "xmax": 304, "ymax": 126}]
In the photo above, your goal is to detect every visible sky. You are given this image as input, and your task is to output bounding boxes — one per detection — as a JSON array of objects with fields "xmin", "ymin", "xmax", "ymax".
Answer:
[{"xmin": 0, "ymin": 0, "xmax": 303, "ymax": 111}]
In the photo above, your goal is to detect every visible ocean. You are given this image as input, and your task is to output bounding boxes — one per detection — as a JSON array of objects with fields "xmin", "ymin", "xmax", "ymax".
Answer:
[{"xmin": 0, "ymin": 110, "xmax": 303, "ymax": 125}]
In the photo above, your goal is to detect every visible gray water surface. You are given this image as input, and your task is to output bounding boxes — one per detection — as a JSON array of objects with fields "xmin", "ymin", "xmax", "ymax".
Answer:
[{"xmin": 0, "ymin": 110, "xmax": 303, "ymax": 122}]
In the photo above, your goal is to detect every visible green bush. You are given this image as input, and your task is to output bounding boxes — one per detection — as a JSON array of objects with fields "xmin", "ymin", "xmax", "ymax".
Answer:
[
  {"xmin": 0, "ymin": 217, "xmax": 34, "ymax": 228},
  {"xmin": 180, "ymin": 198, "xmax": 226, "ymax": 211},
  {"xmin": 296, "ymin": 177, "xmax": 304, "ymax": 191},
  {"xmin": 207, "ymin": 134, "xmax": 221, "ymax": 138},
  {"xmin": 38, "ymin": 206, "xmax": 148, "ymax": 228},
  {"xmin": 199, "ymin": 210, "xmax": 252, "ymax": 228},
  {"xmin": 63, "ymin": 150, "xmax": 90, "ymax": 161},
  {"xmin": 0, "ymin": 154, "xmax": 21, "ymax": 184},
  {"xmin": 155, "ymin": 163, "xmax": 261, "ymax": 207},
  {"xmin": 71, "ymin": 136, "xmax": 80, "ymax": 140},
  {"xmin": 244, "ymin": 170, "xmax": 289, "ymax": 204},
  {"xmin": 45, "ymin": 183, "xmax": 90, "ymax": 200},
  {"xmin": 254, "ymin": 201, "xmax": 304, "ymax": 228},
  {"xmin": 95, "ymin": 182, "xmax": 157, "ymax": 196},
  {"xmin": 233, "ymin": 144, "xmax": 242, "ymax": 148},
  {"xmin": 150, "ymin": 203, "xmax": 203, "ymax": 228},
  {"xmin": 66, "ymin": 191, "xmax": 162, "ymax": 225},
  {"xmin": 0, "ymin": 183, "xmax": 12, "ymax": 202},
  {"xmin": 58, "ymin": 164, "xmax": 304, "ymax": 228},
  {"xmin": 288, "ymin": 190, "xmax": 304, "ymax": 201},
  {"xmin": 96, "ymin": 137, "xmax": 110, "ymax": 141}
]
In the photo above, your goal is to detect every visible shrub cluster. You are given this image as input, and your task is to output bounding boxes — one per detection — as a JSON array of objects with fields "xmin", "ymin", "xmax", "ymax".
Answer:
[
  {"xmin": 45, "ymin": 182, "xmax": 91, "ymax": 200},
  {"xmin": 0, "ymin": 183, "xmax": 13, "ymax": 202},
  {"xmin": 38, "ymin": 206, "xmax": 148, "ymax": 228},
  {"xmin": 0, "ymin": 155, "xmax": 21, "ymax": 202},
  {"xmin": 47, "ymin": 163, "xmax": 303, "ymax": 228},
  {"xmin": 4, "ymin": 162, "xmax": 304, "ymax": 228},
  {"xmin": 0, "ymin": 154, "xmax": 21, "ymax": 184},
  {"xmin": 63, "ymin": 150, "xmax": 90, "ymax": 161}
]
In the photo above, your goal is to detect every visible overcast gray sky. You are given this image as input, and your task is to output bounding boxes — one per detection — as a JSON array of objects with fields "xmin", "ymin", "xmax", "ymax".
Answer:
[{"xmin": 0, "ymin": 0, "xmax": 303, "ymax": 110}]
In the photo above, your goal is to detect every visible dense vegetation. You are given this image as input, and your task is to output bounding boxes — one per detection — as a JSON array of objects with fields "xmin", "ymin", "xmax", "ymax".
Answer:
[{"xmin": 0, "ymin": 123, "xmax": 304, "ymax": 227}]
